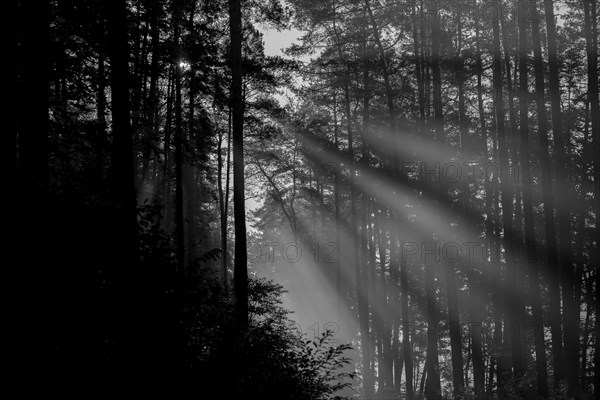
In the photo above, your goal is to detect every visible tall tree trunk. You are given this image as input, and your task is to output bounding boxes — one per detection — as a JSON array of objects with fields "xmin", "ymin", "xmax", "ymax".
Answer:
[
  {"xmin": 96, "ymin": 49, "xmax": 107, "ymax": 182},
  {"xmin": 500, "ymin": 11, "xmax": 518, "ymax": 156},
  {"xmin": 370, "ymin": 202, "xmax": 385, "ymax": 391},
  {"xmin": 17, "ymin": 0, "xmax": 50, "ymax": 393},
  {"xmin": 399, "ymin": 5, "xmax": 422, "ymax": 399},
  {"xmin": 218, "ymin": 116, "xmax": 229, "ymax": 289},
  {"xmin": 500, "ymin": 9, "xmax": 523, "ymax": 271},
  {"xmin": 391, "ymin": 235, "xmax": 401, "ymax": 393},
  {"xmin": 186, "ymin": 4, "xmax": 197, "ymax": 268},
  {"xmin": 375, "ymin": 206, "xmax": 393, "ymax": 390},
  {"xmin": 359, "ymin": 51, "xmax": 374, "ymax": 396},
  {"xmin": 363, "ymin": 3, "xmax": 403, "ymax": 393},
  {"xmin": 107, "ymin": 0, "xmax": 141, "ymax": 392},
  {"xmin": 582, "ymin": 0, "xmax": 600, "ymax": 394},
  {"xmin": 400, "ymin": 248, "xmax": 413, "ymax": 398},
  {"xmin": 333, "ymin": 93, "xmax": 342, "ymax": 308},
  {"xmin": 186, "ymin": 166, "xmax": 196, "ymax": 266},
  {"xmin": 549, "ymin": 0, "xmax": 580, "ymax": 393},
  {"xmin": 471, "ymin": 18, "xmax": 486, "ymax": 395},
  {"xmin": 330, "ymin": 4, "xmax": 372, "ymax": 394},
  {"xmin": 528, "ymin": 4, "xmax": 550, "ymax": 396},
  {"xmin": 540, "ymin": 0, "xmax": 568, "ymax": 387},
  {"xmin": 19, "ymin": 1, "xmax": 50, "ymax": 190},
  {"xmin": 425, "ymin": 5, "xmax": 442, "ymax": 399},
  {"xmin": 446, "ymin": 249, "xmax": 464, "ymax": 399},
  {"xmin": 447, "ymin": 9, "xmax": 466, "ymax": 398},
  {"xmin": 162, "ymin": 66, "xmax": 174, "ymax": 230},
  {"xmin": 344, "ymin": 78, "xmax": 371, "ymax": 397},
  {"xmin": 229, "ymin": 0, "xmax": 248, "ymax": 329},
  {"xmin": 142, "ymin": 0, "xmax": 161, "ymax": 200},
  {"xmin": 497, "ymin": 0, "xmax": 522, "ymax": 381},
  {"xmin": 172, "ymin": 0, "xmax": 185, "ymax": 273},
  {"xmin": 109, "ymin": 0, "xmax": 139, "ymax": 273},
  {"xmin": 224, "ymin": 111, "xmax": 233, "ymax": 286}
]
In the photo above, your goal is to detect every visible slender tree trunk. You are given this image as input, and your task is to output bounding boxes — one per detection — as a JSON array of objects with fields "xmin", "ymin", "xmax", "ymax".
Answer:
[
  {"xmin": 391, "ymin": 235, "xmax": 401, "ymax": 393},
  {"xmin": 344, "ymin": 75, "xmax": 371, "ymax": 397},
  {"xmin": 186, "ymin": 166, "xmax": 196, "ymax": 267},
  {"xmin": 162, "ymin": 66, "xmax": 174, "ymax": 230},
  {"xmin": 528, "ymin": 4, "xmax": 551, "ymax": 396},
  {"xmin": 446, "ymin": 10, "xmax": 466, "ymax": 398},
  {"xmin": 497, "ymin": 1, "xmax": 522, "ymax": 381},
  {"xmin": 172, "ymin": 0, "xmax": 185, "ymax": 273},
  {"xmin": 446, "ymin": 256, "xmax": 464, "ymax": 399},
  {"xmin": 96, "ymin": 49, "xmax": 107, "ymax": 182},
  {"xmin": 548, "ymin": 0, "xmax": 580, "ymax": 393},
  {"xmin": 500, "ymin": 12, "xmax": 518, "ymax": 155},
  {"xmin": 580, "ymin": 296, "xmax": 590, "ymax": 389},
  {"xmin": 359, "ymin": 52, "xmax": 374, "ymax": 396},
  {"xmin": 225, "ymin": 108, "xmax": 233, "ymax": 271},
  {"xmin": 500, "ymin": 10, "xmax": 523, "ymax": 272},
  {"xmin": 229, "ymin": 0, "xmax": 248, "ymax": 329},
  {"xmin": 368, "ymin": 202, "xmax": 379, "ymax": 390},
  {"xmin": 333, "ymin": 93, "xmax": 342, "ymax": 308},
  {"xmin": 420, "ymin": 355, "xmax": 427, "ymax": 395},
  {"xmin": 363, "ymin": 4, "xmax": 404, "ymax": 394},
  {"xmin": 540, "ymin": 0, "xmax": 568, "ymax": 387},
  {"xmin": 425, "ymin": 5, "xmax": 442, "ymax": 399},
  {"xmin": 186, "ymin": 3, "xmax": 197, "ymax": 268},
  {"xmin": 142, "ymin": 0, "xmax": 160, "ymax": 199},
  {"xmin": 582, "ymin": 0, "xmax": 600, "ymax": 394},
  {"xmin": 218, "ymin": 122, "xmax": 228, "ymax": 289},
  {"xmin": 219, "ymin": 106, "xmax": 233, "ymax": 290},
  {"xmin": 398, "ymin": 6, "xmax": 421, "ymax": 400},
  {"xmin": 329, "ymin": 4, "xmax": 372, "ymax": 392},
  {"xmin": 472, "ymin": 19, "xmax": 487, "ymax": 394},
  {"xmin": 375, "ymin": 206, "xmax": 393, "ymax": 390}
]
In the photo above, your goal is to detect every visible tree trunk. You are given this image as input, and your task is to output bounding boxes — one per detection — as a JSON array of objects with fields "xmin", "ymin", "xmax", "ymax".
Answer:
[
  {"xmin": 109, "ymin": 0, "xmax": 139, "ymax": 267},
  {"xmin": 447, "ymin": 9, "xmax": 466, "ymax": 398},
  {"xmin": 528, "ymin": 4, "xmax": 551, "ymax": 395},
  {"xmin": 229, "ymin": 0, "xmax": 248, "ymax": 329},
  {"xmin": 549, "ymin": 0, "xmax": 580, "ymax": 393},
  {"xmin": 172, "ymin": 0, "xmax": 185, "ymax": 273},
  {"xmin": 218, "ymin": 113, "xmax": 229, "ymax": 289},
  {"xmin": 107, "ymin": 0, "xmax": 141, "ymax": 392},
  {"xmin": 498, "ymin": 1, "xmax": 522, "ymax": 381},
  {"xmin": 425, "ymin": 5, "xmax": 442, "ymax": 399},
  {"xmin": 363, "ymin": 3, "xmax": 404, "ymax": 394},
  {"xmin": 375, "ymin": 206, "xmax": 393, "ymax": 390},
  {"xmin": 582, "ymin": 0, "xmax": 600, "ymax": 394},
  {"xmin": 333, "ymin": 93, "xmax": 342, "ymax": 308},
  {"xmin": 472, "ymin": 18, "xmax": 487, "ymax": 395},
  {"xmin": 541, "ymin": 0, "xmax": 567, "ymax": 387},
  {"xmin": 96, "ymin": 49, "xmax": 107, "ymax": 182},
  {"xmin": 359, "ymin": 51, "xmax": 374, "ymax": 396},
  {"xmin": 16, "ymin": 0, "xmax": 51, "ymax": 393},
  {"xmin": 186, "ymin": 4, "xmax": 197, "ymax": 268},
  {"xmin": 162, "ymin": 66, "xmax": 174, "ymax": 230},
  {"xmin": 391, "ymin": 234, "xmax": 401, "ymax": 393}
]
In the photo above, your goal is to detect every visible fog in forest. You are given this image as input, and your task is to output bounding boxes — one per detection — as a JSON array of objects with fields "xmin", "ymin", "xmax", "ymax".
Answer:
[{"xmin": 12, "ymin": 0, "xmax": 599, "ymax": 399}]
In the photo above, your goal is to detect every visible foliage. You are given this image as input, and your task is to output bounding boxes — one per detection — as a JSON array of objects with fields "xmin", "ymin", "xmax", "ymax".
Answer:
[{"xmin": 185, "ymin": 274, "xmax": 356, "ymax": 399}]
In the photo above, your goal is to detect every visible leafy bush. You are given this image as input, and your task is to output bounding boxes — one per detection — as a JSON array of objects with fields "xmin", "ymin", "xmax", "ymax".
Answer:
[
  {"xmin": 134, "ymin": 210, "xmax": 356, "ymax": 398},
  {"xmin": 190, "ymin": 275, "xmax": 356, "ymax": 399}
]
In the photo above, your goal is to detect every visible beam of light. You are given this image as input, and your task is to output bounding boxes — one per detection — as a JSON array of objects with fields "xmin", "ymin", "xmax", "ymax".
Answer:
[
  {"xmin": 297, "ymin": 126, "xmax": 573, "ymax": 294},
  {"xmin": 259, "ymin": 110, "xmax": 585, "ymax": 395}
]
